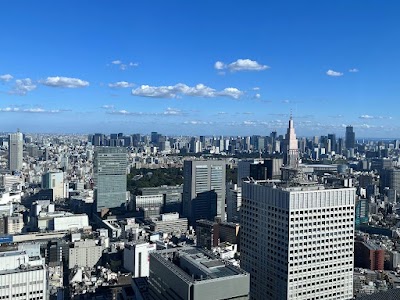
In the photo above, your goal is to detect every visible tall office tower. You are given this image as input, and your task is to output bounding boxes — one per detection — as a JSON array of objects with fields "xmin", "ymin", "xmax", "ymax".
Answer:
[
  {"xmin": 42, "ymin": 171, "xmax": 65, "ymax": 200},
  {"xmin": 327, "ymin": 134, "xmax": 337, "ymax": 153},
  {"xmin": 8, "ymin": 131, "xmax": 23, "ymax": 172},
  {"xmin": 93, "ymin": 147, "xmax": 127, "ymax": 213},
  {"xmin": 0, "ymin": 250, "xmax": 47, "ymax": 300},
  {"xmin": 284, "ymin": 117, "xmax": 299, "ymax": 168},
  {"xmin": 241, "ymin": 181, "xmax": 355, "ymax": 300},
  {"xmin": 92, "ymin": 133, "xmax": 105, "ymax": 146},
  {"xmin": 345, "ymin": 126, "xmax": 355, "ymax": 150},
  {"xmin": 226, "ymin": 183, "xmax": 242, "ymax": 223},
  {"xmin": 183, "ymin": 160, "xmax": 226, "ymax": 225},
  {"xmin": 237, "ymin": 159, "xmax": 264, "ymax": 187}
]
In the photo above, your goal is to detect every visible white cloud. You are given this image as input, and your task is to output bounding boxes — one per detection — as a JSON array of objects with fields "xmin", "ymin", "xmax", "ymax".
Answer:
[
  {"xmin": 214, "ymin": 61, "xmax": 225, "ymax": 70},
  {"xmin": 106, "ymin": 107, "xmax": 184, "ymax": 116},
  {"xmin": 349, "ymin": 68, "xmax": 359, "ymax": 73},
  {"xmin": 101, "ymin": 104, "xmax": 115, "ymax": 109},
  {"xmin": 243, "ymin": 120, "xmax": 257, "ymax": 126},
  {"xmin": 183, "ymin": 120, "xmax": 213, "ymax": 125},
  {"xmin": 108, "ymin": 81, "xmax": 135, "ymax": 88},
  {"xmin": 131, "ymin": 83, "xmax": 243, "ymax": 99},
  {"xmin": 41, "ymin": 76, "xmax": 89, "ymax": 88},
  {"xmin": 0, "ymin": 74, "xmax": 13, "ymax": 82},
  {"xmin": 359, "ymin": 114, "xmax": 374, "ymax": 119},
  {"xmin": 252, "ymin": 87, "xmax": 260, "ymax": 91},
  {"xmin": 0, "ymin": 107, "xmax": 60, "ymax": 113},
  {"xmin": 217, "ymin": 87, "xmax": 243, "ymax": 99},
  {"xmin": 11, "ymin": 78, "xmax": 37, "ymax": 95},
  {"xmin": 110, "ymin": 60, "xmax": 138, "ymax": 70},
  {"xmin": 228, "ymin": 59, "xmax": 269, "ymax": 71},
  {"xmin": 254, "ymin": 93, "xmax": 261, "ymax": 99},
  {"xmin": 326, "ymin": 69, "xmax": 343, "ymax": 77},
  {"xmin": 215, "ymin": 59, "xmax": 269, "ymax": 72},
  {"xmin": 163, "ymin": 107, "xmax": 182, "ymax": 115}
]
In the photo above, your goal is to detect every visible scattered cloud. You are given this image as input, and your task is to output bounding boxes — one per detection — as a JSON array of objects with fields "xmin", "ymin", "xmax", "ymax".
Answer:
[
  {"xmin": 10, "ymin": 78, "xmax": 37, "ymax": 95},
  {"xmin": 0, "ymin": 107, "xmax": 60, "ymax": 113},
  {"xmin": 326, "ymin": 69, "xmax": 343, "ymax": 77},
  {"xmin": 254, "ymin": 93, "xmax": 261, "ymax": 99},
  {"xmin": 359, "ymin": 114, "xmax": 392, "ymax": 120},
  {"xmin": 0, "ymin": 74, "xmax": 13, "ymax": 82},
  {"xmin": 131, "ymin": 83, "xmax": 243, "ymax": 99},
  {"xmin": 106, "ymin": 107, "xmax": 184, "ymax": 117},
  {"xmin": 252, "ymin": 87, "xmax": 260, "ymax": 91},
  {"xmin": 183, "ymin": 120, "xmax": 213, "ymax": 125},
  {"xmin": 108, "ymin": 81, "xmax": 135, "ymax": 88},
  {"xmin": 41, "ymin": 76, "xmax": 89, "ymax": 88},
  {"xmin": 214, "ymin": 61, "xmax": 225, "ymax": 70},
  {"xmin": 349, "ymin": 68, "xmax": 359, "ymax": 73},
  {"xmin": 110, "ymin": 60, "xmax": 139, "ymax": 70},
  {"xmin": 215, "ymin": 59, "xmax": 269, "ymax": 72},
  {"xmin": 101, "ymin": 104, "xmax": 115, "ymax": 109},
  {"xmin": 359, "ymin": 114, "xmax": 374, "ymax": 119},
  {"xmin": 163, "ymin": 107, "xmax": 182, "ymax": 115},
  {"xmin": 243, "ymin": 120, "xmax": 257, "ymax": 126},
  {"xmin": 282, "ymin": 99, "xmax": 290, "ymax": 103}
]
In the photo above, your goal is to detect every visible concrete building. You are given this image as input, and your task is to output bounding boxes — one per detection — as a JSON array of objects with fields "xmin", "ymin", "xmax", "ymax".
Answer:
[
  {"xmin": 8, "ymin": 131, "xmax": 23, "ymax": 172},
  {"xmin": 354, "ymin": 241, "xmax": 385, "ymax": 271},
  {"xmin": 149, "ymin": 212, "xmax": 188, "ymax": 234},
  {"xmin": 226, "ymin": 183, "xmax": 242, "ymax": 223},
  {"xmin": 4, "ymin": 214, "xmax": 24, "ymax": 234},
  {"xmin": 42, "ymin": 171, "xmax": 66, "ymax": 200},
  {"xmin": 134, "ymin": 195, "xmax": 163, "ymax": 219},
  {"xmin": 140, "ymin": 185, "xmax": 183, "ymax": 214},
  {"xmin": 94, "ymin": 147, "xmax": 127, "ymax": 213},
  {"xmin": 69, "ymin": 239, "xmax": 104, "ymax": 269},
  {"xmin": 241, "ymin": 180, "xmax": 355, "ymax": 300},
  {"xmin": 284, "ymin": 116, "xmax": 299, "ymax": 168},
  {"xmin": 0, "ymin": 250, "xmax": 47, "ymax": 300},
  {"xmin": 183, "ymin": 160, "xmax": 226, "ymax": 225},
  {"xmin": 148, "ymin": 247, "xmax": 250, "ymax": 300},
  {"xmin": 196, "ymin": 219, "xmax": 220, "ymax": 250},
  {"xmin": 123, "ymin": 242, "xmax": 156, "ymax": 277}
]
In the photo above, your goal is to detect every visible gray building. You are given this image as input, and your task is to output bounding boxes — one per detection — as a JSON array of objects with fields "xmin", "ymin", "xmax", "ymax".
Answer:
[
  {"xmin": 380, "ymin": 168, "xmax": 400, "ymax": 197},
  {"xmin": 8, "ymin": 131, "xmax": 23, "ymax": 172},
  {"xmin": 140, "ymin": 185, "xmax": 183, "ymax": 214},
  {"xmin": 94, "ymin": 147, "xmax": 127, "ymax": 213},
  {"xmin": 148, "ymin": 247, "xmax": 250, "ymax": 300},
  {"xmin": 183, "ymin": 160, "xmax": 226, "ymax": 225},
  {"xmin": 345, "ymin": 125, "xmax": 355, "ymax": 150}
]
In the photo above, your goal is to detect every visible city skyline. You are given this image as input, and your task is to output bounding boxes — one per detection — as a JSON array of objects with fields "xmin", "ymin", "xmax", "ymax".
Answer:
[{"xmin": 1, "ymin": 1, "xmax": 399, "ymax": 137}]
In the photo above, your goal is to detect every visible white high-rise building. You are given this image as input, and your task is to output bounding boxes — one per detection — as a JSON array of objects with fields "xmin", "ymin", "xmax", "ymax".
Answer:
[
  {"xmin": 241, "ymin": 180, "xmax": 355, "ymax": 300},
  {"xmin": 284, "ymin": 116, "xmax": 299, "ymax": 168},
  {"xmin": 0, "ymin": 250, "xmax": 47, "ymax": 300},
  {"xmin": 8, "ymin": 131, "xmax": 23, "ymax": 172}
]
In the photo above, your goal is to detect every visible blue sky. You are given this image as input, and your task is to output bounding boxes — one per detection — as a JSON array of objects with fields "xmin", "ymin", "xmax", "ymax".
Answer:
[{"xmin": 0, "ymin": 1, "xmax": 399, "ymax": 137}]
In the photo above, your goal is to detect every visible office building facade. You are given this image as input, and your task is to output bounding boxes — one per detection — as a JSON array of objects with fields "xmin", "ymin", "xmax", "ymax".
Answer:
[
  {"xmin": 94, "ymin": 147, "xmax": 127, "ymax": 213},
  {"xmin": 183, "ymin": 160, "xmax": 226, "ymax": 224},
  {"xmin": 241, "ymin": 181, "xmax": 355, "ymax": 300},
  {"xmin": 0, "ymin": 250, "xmax": 47, "ymax": 300},
  {"xmin": 8, "ymin": 131, "xmax": 23, "ymax": 172}
]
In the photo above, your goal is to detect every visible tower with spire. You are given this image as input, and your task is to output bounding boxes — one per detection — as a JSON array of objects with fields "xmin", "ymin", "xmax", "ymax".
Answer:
[{"xmin": 284, "ymin": 114, "xmax": 299, "ymax": 168}]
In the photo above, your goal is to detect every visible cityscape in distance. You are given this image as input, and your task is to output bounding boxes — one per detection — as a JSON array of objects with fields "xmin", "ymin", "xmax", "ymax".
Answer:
[{"xmin": 1, "ymin": 1, "xmax": 400, "ymax": 300}]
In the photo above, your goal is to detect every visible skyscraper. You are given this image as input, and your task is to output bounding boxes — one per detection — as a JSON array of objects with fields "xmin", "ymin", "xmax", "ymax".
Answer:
[
  {"xmin": 8, "ymin": 131, "xmax": 23, "ymax": 172},
  {"xmin": 284, "ymin": 116, "xmax": 299, "ymax": 168},
  {"xmin": 345, "ymin": 126, "xmax": 355, "ymax": 150},
  {"xmin": 93, "ymin": 147, "xmax": 127, "ymax": 213},
  {"xmin": 183, "ymin": 160, "xmax": 226, "ymax": 225},
  {"xmin": 241, "ymin": 180, "xmax": 355, "ymax": 299}
]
